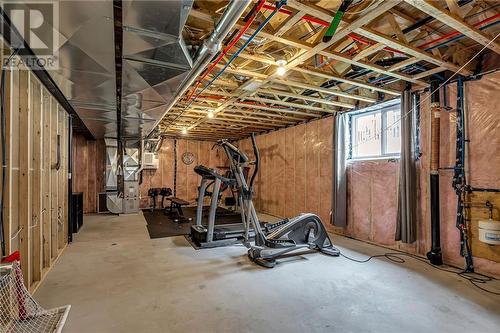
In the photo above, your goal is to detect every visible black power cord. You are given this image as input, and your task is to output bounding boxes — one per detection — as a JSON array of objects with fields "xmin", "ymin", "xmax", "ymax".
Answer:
[{"xmin": 339, "ymin": 251, "xmax": 500, "ymax": 296}]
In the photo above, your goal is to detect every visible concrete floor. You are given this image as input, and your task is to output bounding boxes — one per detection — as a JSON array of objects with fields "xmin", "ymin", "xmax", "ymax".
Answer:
[{"xmin": 35, "ymin": 213, "xmax": 500, "ymax": 333}]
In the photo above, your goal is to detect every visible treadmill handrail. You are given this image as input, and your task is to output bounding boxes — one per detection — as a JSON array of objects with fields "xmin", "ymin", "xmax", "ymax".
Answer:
[{"xmin": 194, "ymin": 165, "xmax": 233, "ymax": 184}]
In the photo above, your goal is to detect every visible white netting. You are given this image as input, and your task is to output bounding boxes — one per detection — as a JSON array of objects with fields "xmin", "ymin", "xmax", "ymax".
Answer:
[{"xmin": 0, "ymin": 262, "xmax": 70, "ymax": 333}]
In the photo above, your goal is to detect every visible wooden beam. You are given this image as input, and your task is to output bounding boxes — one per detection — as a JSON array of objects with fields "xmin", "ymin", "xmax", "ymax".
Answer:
[
  {"xmin": 445, "ymin": 0, "xmax": 461, "ymax": 17},
  {"xmin": 405, "ymin": 0, "xmax": 500, "ymax": 55},
  {"xmin": 286, "ymin": 0, "xmax": 472, "ymax": 75},
  {"xmin": 275, "ymin": 11, "xmax": 305, "ymax": 37},
  {"xmin": 18, "ymin": 70, "xmax": 31, "ymax": 287},
  {"xmin": 292, "ymin": 66, "xmax": 401, "ymax": 96},
  {"xmin": 226, "ymin": 107, "xmax": 308, "ymax": 121},
  {"xmin": 30, "ymin": 75, "xmax": 43, "ymax": 284},
  {"xmin": 236, "ymin": 52, "xmax": 400, "ymax": 95},
  {"xmin": 357, "ymin": 27, "xmax": 472, "ymax": 74},
  {"xmin": 285, "ymin": 0, "xmax": 401, "ymax": 69},
  {"xmin": 412, "ymin": 67, "xmax": 445, "ymax": 80},
  {"xmin": 273, "ymin": 78, "xmax": 376, "ymax": 103},
  {"xmin": 242, "ymin": 96, "xmax": 335, "ymax": 112},
  {"xmin": 320, "ymin": 50, "xmax": 428, "ymax": 85},
  {"xmin": 50, "ymin": 97, "xmax": 58, "ymax": 261},
  {"xmin": 3, "ymin": 69, "xmax": 12, "ymax": 256},
  {"xmin": 388, "ymin": 57, "xmax": 420, "ymax": 72},
  {"xmin": 258, "ymin": 88, "xmax": 350, "ymax": 107},
  {"xmin": 239, "ymin": 27, "xmax": 427, "ymax": 85},
  {"xmin": 232, "ymin": 102, "xmax": 321, "ymax": 118},
  {"xmin": 352, "ymin": 42, "xmax": 386, "ymax": 61},
  {"xmin": 386, "ymin": 13, "xmax": 407, "ymax": 43},
  {"xmin": 42, "ymin": 89, "xmax": 51, "ymax": 269}
]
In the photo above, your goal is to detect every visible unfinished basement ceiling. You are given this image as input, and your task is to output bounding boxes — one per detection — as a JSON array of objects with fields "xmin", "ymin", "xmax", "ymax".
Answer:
[
  {"xmin": 9, "ymin": 0, "xmax": 500, "ymax": 140},
  {"xmin": 25, "ymin": 0, "xmax": 194, "ymax": 139},
  {"xmin": 161, "ymin": 0, "xmax": 500, "ymax": 140}
]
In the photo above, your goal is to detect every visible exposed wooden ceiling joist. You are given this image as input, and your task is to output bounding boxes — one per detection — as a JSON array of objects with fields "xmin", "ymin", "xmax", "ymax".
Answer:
[{"xmin": 405, "ymin": 0, "xmax": 500, "ymax": 55}]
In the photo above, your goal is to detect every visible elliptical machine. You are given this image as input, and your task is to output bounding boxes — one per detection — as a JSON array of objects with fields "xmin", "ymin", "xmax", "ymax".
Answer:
[{"xmin": 221, "ymin": 134, "xmax": 340, "ymax": 268}]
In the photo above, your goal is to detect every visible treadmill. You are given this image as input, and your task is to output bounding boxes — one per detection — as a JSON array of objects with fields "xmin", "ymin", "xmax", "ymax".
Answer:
[{"xmin": 190, "ymin": 165, "xmax": 255, "ymax": 248}]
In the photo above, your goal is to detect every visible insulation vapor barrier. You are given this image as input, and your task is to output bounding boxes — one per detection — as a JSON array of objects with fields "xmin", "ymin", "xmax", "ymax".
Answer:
[
  {"xmin": 238, "ymin": 72, "xmax": 500, "ymax": 277},
  {"xmin": 343, "ymin": 73, "xmax": 500, "ymax": 276}
]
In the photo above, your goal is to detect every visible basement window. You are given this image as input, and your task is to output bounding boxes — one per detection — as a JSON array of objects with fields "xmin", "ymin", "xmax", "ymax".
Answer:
[{"xmin": 348, "ymin": 99, "xmax": 401, "ymax": 160}]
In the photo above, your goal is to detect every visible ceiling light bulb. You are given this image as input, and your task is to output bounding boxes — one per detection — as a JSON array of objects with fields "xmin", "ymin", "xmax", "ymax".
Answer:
[
  {"xmin": 181, "ymin": 128, "xmax": 188, "ymax": 135},
  {"xmin": 276, "ymin": 59, "xmax": 287, "ymax": 67},
  {"xmin": 276, "ymin": 66, "xmax": 286, "ymax": 76},
  {"xmin": 207, "ymin": 110, "xmax": 214, "ymax": 118},
  {"xmin": 276, "ymin": 59, "xmax": 287, "ymax": 76}
]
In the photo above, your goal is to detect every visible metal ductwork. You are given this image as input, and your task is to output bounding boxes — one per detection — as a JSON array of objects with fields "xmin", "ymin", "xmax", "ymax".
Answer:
[
  {"xmin": 25, "ymin": 0, "xmax": 196, "ymax": 139},
  {"xmin": 4, "ymin": 0, "xmax": 250, "ymax": 214},
  {"xmin": 107, "ymin": 0, "xmax": 249, "ymax": 213},
  {"xmin": 150, "ymin": 0, "xmax": 252, "ymax": 133},
  {"xmin": 105, "ymin": 138, "xmax": 143, "ymax": 214}
]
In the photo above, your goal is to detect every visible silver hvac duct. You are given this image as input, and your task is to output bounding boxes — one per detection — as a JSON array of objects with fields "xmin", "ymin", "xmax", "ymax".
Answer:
[
  {"xmin": 105, "ymin": 138, "xmax": 143, "ymax": 214},
  {"xmin": 149, "ymin": 0, "xmax": 251, "ymax": 133}
]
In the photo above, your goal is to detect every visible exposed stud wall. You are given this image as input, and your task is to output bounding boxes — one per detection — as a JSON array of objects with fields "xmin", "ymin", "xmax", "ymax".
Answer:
[{"xmin": 1, "ymin": 65, "xmax": 69, "ymax": 291}]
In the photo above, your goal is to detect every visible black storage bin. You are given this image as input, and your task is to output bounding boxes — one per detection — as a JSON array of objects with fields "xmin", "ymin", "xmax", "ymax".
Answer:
[{"xmin": 71, "ymin": 192, "xmax": 84, "ymax": 233}]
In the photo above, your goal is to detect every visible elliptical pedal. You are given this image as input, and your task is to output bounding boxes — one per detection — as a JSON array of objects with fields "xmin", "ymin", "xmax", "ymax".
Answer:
[
  {"xmin": 320, "ymin": 246, "xmax": 340, "ymax": 257},
  {"xmin": 248, "ymin": 252, "xmax": 276, "ymax": 268}
]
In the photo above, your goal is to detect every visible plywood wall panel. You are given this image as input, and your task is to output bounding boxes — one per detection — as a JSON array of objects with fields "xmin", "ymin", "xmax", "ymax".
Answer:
[
  {"xmin": 163, "ymin": 139, "xmax": 175, "ymax": 191},
  {"xmin": 187, "ymin": 140, "xmax": 200, "ymax": 201},
  {"xmin": 176, "ymin": 139, "xmax": 187, "ymax": 199},
  {"xmin": 137, "ymin": 138, "xmax": 229, "ymax": 209},
  {"xmin": 86, "ymin": 140, "xmax": 97, "ymax": 213}
]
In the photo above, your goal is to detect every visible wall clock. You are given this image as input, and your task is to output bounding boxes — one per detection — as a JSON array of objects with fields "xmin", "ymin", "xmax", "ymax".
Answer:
[{"xmin": 182, "ymin": 151, "xmax": 195, "ymax": 165}]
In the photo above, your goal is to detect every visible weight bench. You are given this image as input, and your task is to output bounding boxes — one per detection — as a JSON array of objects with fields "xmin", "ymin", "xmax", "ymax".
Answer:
[{"xmin": 164, "ymin": 197, "xmax": 192, "ymax": 223}]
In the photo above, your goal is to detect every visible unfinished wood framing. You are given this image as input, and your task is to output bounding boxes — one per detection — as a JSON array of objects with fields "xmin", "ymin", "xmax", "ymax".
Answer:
[
  {"xmin": 1, "ymin": 61, "xmax": 70, "ymax": 291},
  {"xmin": 162, "ymin": 0, "xmax": 499, "ymax": 139}
]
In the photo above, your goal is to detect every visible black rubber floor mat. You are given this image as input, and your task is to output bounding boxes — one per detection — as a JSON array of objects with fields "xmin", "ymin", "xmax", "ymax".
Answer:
[
  {"xmin": 146, "ymin": 223, "xmax": 192, "ymax": 239},
  {"xmin": 143, "ymin": 207, "xmax": 243, "ymax": 239}
]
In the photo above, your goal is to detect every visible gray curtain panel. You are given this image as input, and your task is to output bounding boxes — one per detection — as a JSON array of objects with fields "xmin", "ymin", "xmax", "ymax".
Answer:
[
  {"xmin": 396, "ymin": 90, "xmax": 417, "ymax": 243},
  {"xmin": 332, "ymin": 113, "xmax": 348, "ymax": 227}
]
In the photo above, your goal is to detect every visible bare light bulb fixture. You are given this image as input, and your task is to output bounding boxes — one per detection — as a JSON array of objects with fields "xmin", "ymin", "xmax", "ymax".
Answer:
[
  {"xmin": 181, "ymin": 128, "xmax": 188, "ymax": 135},
  {"xmin": 207, "ymin": 110, "xmax": 215, "ymax": 118},
  {"xmin": 276, "ymin": 59, "xmax": 287, "ymax": 76}
]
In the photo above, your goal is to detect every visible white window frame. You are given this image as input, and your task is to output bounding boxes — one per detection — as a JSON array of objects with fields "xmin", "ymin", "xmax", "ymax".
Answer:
[{"xmin": 348, "ymin": 99, "xmax": 401, "ymax": 161}]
